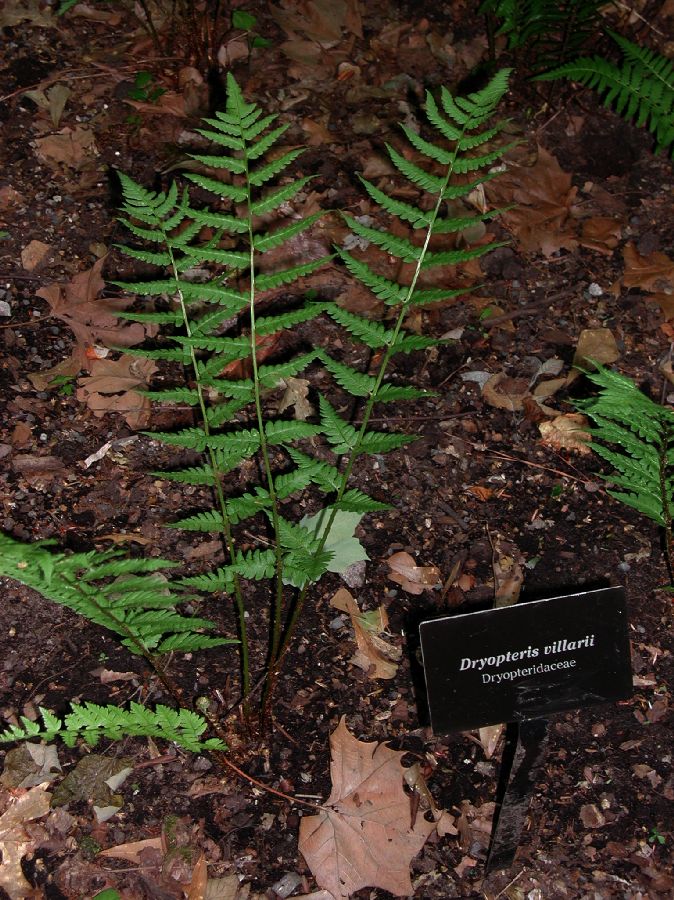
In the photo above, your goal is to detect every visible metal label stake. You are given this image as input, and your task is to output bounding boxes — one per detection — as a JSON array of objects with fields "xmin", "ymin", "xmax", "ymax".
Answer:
[{"xmin": 485, "ymin": 719, "xmax": 549, "ymax": 873}]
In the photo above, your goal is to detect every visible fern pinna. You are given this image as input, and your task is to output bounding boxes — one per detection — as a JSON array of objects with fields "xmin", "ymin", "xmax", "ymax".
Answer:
[
  {"xmin": 575, "ymin": 366, "xmax": 674, "ymax": 582},
  {"xmin": 536, "ymin": 31, "xmax": 674, "ymax": 158}
]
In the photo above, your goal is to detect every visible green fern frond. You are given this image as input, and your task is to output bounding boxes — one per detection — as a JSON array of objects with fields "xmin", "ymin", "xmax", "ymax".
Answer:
[
  {"xmin": 264, "ymin": 419, "xmax": 322, "ymax": 445},
  {"xmin": 251, "ymin": 176, "xmax": 314, "ymax": 216},
  {"xmin": 574, "ymin": 366, "xmax": 674, "ymax": 530},
  {"xmin": 0, "ymin": 533, "xmax": 233, "ymax": 659},
  {"xmin": 0, "ymin": 702, "xmax": 225, "ymax": 753},
  {"xmin": 482, "ymin": 0, "xmax": 607, "ymax": 69},
  {"xmin": 257, "ymin": 350, "xmax": 322, "ymax": 387},
  {"xmin": 337, "ymin": 251, "xmax": 407, "ymax": 304},
  {"xmin": 536, "ymin": 33, "xmax": 674, "ymax": 157},
  {"xmin": 255, "ymin": 301, "xmax": 330, "ymax": 335}
]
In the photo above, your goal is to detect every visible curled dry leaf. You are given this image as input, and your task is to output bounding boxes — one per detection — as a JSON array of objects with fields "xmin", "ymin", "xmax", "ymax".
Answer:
[
  {"xmin": 477, "ymin": 724, "xmax": 504, "ymax": 759},
  {"xmin": 76, "ymin": 356, "xmax": 157, "ymax": 429},
  {"xmin": 98, "ymin": 836, "xmax": 164, "ymax": 862},
  {"xmin": 330, "ymin": 588, "xmax": 401, "ymax": 679},
  {"xmin": 491, "ymin": 535, "xmax": 524, "ymax": 608},
  {"xmin": 481, "ymin": 373, "xmax": 530, "ymax": 411},
  {"xmin": 386, "ymin": 551, "xmax": 441, "ymax": 595},
  {"xmin": 621, "ymin": 242, "xmax": 674, "ymax": 294},
  {"xmin": 539, "ymin": 413, "xmax": 592, "ymax": 454},
  {"xmin": 299, "ymin": 717, "xmax": 436, "ymax": 899},
  {"xmin": 0, "ymin": 785, "xmax": 52, "ymax": 897},
  {"xmin": 278, "ymin": 376, "xmax": 313, "ymax": 420}
]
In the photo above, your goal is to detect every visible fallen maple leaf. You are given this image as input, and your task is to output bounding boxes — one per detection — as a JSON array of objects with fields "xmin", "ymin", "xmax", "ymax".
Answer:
[
  {"xmin": 299, "ymin": 717, "xmax": 435, "ymax": 898},
  {"xmin": 386, "ymin": 551, "xmax": 441, "ymax": 595},
  {"xmin": 330, "ymin": 588, "xmax": 401, "ymax": 679},
  {"xmin": 486, "ymin": 147, "xmax": 579, "ymax": 256},
  {"xmin": 0, "ymin": 785, "xmax": 51, "ymax": 898},
  {"xmin": 579, "ymin": 217, "xmax": 622, "ymax": 255},
  {"xmin": 35, "ymin": 257, "xmax": 154, "ymax": 370}
]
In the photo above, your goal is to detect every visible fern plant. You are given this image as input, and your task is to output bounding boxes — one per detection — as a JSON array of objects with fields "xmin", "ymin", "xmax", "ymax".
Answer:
[
  {"xmin": 109, "ymin": 70, "xmax": 514, "ymax": 714},
  {"xmin": 536, "ymin": 31, "xmax": 674, "ymax": 158},
  {"xmin": 481, "ymin": 0, "xmax": 607, "ymax": 71},
  {"xmin": 0, "ymin": 72, "xmax": 514, "ymax": 752},
  {"xmin": 574, "ymin": 365, "xmax": 674, "ymax": 582}
]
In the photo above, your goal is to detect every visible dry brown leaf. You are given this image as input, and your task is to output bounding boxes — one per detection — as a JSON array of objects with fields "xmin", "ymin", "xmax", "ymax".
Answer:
[
  {"xmin": 217, "ymin": 38, "xmax": 251, "ymax": 68},
  {"xmin": 0, "ymin": 785, "xmax": 52, "ymax": 897},
  {"xmin": 539, "ymin": 413, "xmax": 592, "ymax": 454},
  {"xmin": 36, "ymin": 257, "xmax": 153, "ymax": 366},
  {"xmin": 465, "ymin": 485, "xmax": 494, "ymax": 501},
  {"xmin": 21, "ymin": 239, "xmax": 52, "ymax": 271},
  {"xmin": 34, "ymin": 126, "xmax": 98, "ymax": 169},
  {"xmin": 622, "ymin": 242, "xmax": 674, "ymax": 293},
  {"xmin": 572, "ymin": 327, "xmax": 620, "ymax": 370},
  {"xmin": 579, "ymin": 803, "xmax": 605, "ymax": 828},
  {"xmin": 270, "ymin": 0, "xmax": 356, "ymax": 45},
  {"xmin": 125, "ymin": 92, "xmax": 187, "ymax": 118},
  {"xmin": 278, "ymin": 376, "xmax": 313, "ymax": 420},
  {"xmin": 0, "ymin": 0, "xmax": 55, "ymax": 26},
  {"xmin": 481, "ymin": 372, "xmax": 530, "ymax": 411},
  {"xmin": 76, "ymin": 356, "xmax": 157, "ymax": 429},
  {"xmin": 186, "ymin": 852, "xmax": 208, "ymax": 899},
  {"xmin": 98, "ymin": 836, "xmax": 164, "ymax": 862},
  {"xmin": 647, "ymin": 292, "xmax": 674, "ymax": 321},
  {"xmin": 492, "ymin": 536, "xmax": 524, "ymax": 608},
  {"xmin": 486, "ymin": 147, "xmax": 579, "ymax": 256},
  {"xmin": 386, "ymin": 551, "xmax": 441, "ymax": 595},
  {"xmin": 28, "ymin": 352, "xmax": 83, "ymax": 392},
  {"xmin": 330, "ymin": 588, "xmax": 401, "ymax": 679},
  {"xmin": 299, "ymin": 717, "xmax": 436, "ymax": 898},
  {"xmin": 0, "ymin": 185, "xmax": 24, "ymax": 211},
  {"xmin": 579, "ymin": 217, "xmax": 622, "ymax": 255},
  {"xmin": 10, "ymin": 422, "xmax": 32, "ymax": 449}
]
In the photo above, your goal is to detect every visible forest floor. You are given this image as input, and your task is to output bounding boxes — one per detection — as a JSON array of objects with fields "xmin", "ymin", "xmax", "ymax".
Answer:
[{"xmin": 0, "ymin": 1, "xmax": 673, "ymax": 898}]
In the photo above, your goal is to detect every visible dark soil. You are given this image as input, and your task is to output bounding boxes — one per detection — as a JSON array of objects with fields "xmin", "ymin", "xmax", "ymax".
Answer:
[{"xmin": 1, "ymin": 2, "xmax": 673, "ymax": 898}]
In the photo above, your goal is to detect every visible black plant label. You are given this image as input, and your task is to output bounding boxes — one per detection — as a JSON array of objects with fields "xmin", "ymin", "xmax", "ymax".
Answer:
[{"xmin": 419, "ymin": 587, "xmax": 633, "ymax": 734}]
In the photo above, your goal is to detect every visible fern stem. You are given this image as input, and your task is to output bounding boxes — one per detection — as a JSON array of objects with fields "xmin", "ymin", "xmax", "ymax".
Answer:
[
  {"xmin": 239, "ymin": 141, "xmax": 286, "ymax": 677},
  {"xmin": 659, "ymin": 435, "xmax": 674, "ymax": 585},
  {"xmin": 160, "ymin": 225, "xmax": 251, "ymax": 699}
]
